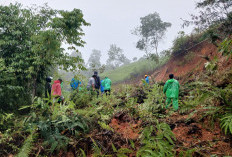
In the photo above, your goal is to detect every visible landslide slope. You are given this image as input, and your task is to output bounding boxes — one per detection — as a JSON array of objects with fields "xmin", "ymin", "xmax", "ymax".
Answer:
[{"xmin": 152, "ymin": 41, "xmax": 231, "ymax": 83}]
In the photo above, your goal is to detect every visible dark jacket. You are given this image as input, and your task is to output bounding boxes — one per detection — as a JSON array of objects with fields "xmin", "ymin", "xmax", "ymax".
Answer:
[
  {"xmin": 95, "ymin": 76, "xmax": 101, "ymax": 89},
  {"xmin": 45, "ymin": 77, "xmax": 52, "ymax": 98}
]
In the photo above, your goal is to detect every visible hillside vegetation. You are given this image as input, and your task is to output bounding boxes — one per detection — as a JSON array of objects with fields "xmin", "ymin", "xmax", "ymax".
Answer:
[
  {"xmin": 1, "ymin": 1, "xmax": 232, "ymax": 157},
  {"xmin": 100, "ymin": 57, "xmax": 169, "ymax": 83}
]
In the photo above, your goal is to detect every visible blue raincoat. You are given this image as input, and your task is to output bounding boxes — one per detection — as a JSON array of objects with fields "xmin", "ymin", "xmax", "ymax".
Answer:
[{"xmin": 70, "ymin": 78, "xmax": 81, "ymax": 90}]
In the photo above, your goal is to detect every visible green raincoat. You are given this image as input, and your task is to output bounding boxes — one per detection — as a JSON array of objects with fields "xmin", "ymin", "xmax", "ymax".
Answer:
[
  {"xmin": 163, "ymin": 79, "xmax": 180, "ymax": 111},
  {"xmin": 163, "ymin": 79, "xmax": 180, "ymax": 98},
  {"xmin": 102, "ymin": 77, "xmax": 112, "ymax": 90}
]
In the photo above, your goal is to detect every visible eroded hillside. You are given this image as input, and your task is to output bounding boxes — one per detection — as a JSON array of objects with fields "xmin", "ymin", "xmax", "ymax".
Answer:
[{"xmin": 152, "ymin": 41, "xmax": 231, "ymax": 84}]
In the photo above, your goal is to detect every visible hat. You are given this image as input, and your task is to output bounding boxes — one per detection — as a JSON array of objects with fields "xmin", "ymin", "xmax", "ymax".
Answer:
[{"xmin": 46, "ymin": 76, "xmax": 53, "ymax": 82}]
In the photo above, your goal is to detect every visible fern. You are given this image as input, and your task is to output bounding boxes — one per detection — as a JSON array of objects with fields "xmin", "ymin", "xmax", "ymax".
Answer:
[
  {"xmin": 111, "ymin": 144, "xmax": 133, "ymax": 157},
  {"xmin": 221, "ymin": 114, "xmax": 232, "ymax": 134},
  {"xmin": 98, "ymin": 121, "xmax": 114, "ymax": 132},
  {"xmin": 80, "ymin": 148, "xmax": 87, "ymax": 157},
  {"xmin": 91, "ymin": 138, "xmax": 103, "ymax": 157},
  {"xmin": 137, "ymin": 122, "xmax": 175, "ymax": 157},
  {"xmin": 178, "ymin": 148, "xmax": 197, "ymax": 157},
  {"xmin": 16, "ymin": 130, "xmax": 37, "ymax": 157},
  {"xmin": 117, "ymin": 148, "xmax": 133, "ymax": 157}
]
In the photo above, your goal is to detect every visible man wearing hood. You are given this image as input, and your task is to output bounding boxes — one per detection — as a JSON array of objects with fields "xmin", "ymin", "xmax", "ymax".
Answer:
[
  {"xmin": 94, "ymin": 71, "xmax": 101, "ymax": 97},
  {"xmin": 45, "ymin": 77, "xmax": 53, "ymax": 99},
  {"xmin": 102, "ymin": 77, "xmax": 112, "ymax": 96},
  {"xmin": 70, "ymin": 78, "xmax": 81, "ymax": 90},
  {"xmin": 52, "ymin": 78, "xmax": 64, "ymax": 103},
  {"xmin": 163, "ymin": 74, "xmax": 180, "ymax": 111}
]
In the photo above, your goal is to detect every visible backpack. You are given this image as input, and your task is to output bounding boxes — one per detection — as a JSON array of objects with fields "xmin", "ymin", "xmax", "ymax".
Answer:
[{"xmin": 94, "ymin": 76, "xmax": 101, "ymax": 89}]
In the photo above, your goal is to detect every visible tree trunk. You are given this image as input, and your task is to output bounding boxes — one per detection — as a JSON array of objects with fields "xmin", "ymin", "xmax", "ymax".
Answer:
[{"xmin": 31, "ymin": 76, "xmax": 37, "ymax": 100}]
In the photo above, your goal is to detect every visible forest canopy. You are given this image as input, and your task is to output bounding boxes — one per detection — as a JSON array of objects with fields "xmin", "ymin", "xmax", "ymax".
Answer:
[{"xmin": 0, "ymin": 3, "xmax": 89, "ymax": 112}]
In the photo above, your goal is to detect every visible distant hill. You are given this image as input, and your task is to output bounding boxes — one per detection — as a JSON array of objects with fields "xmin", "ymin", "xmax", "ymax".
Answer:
[{"xmin": 100, "ymin": 57, "xmax": 169, "ymax": 84}]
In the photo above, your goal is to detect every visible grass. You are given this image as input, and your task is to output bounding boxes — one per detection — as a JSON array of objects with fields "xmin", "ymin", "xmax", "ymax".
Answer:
[{"xmin": 100, "ymin": 56, "xmax": 169, "ymax": 83}]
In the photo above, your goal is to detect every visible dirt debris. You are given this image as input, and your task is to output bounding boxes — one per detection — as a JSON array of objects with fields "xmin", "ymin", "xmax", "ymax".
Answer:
[
  {"xmin": 109, "ymin": 112, "xmax": 142, "ymax": 140},
  {"xmin": 166, "ymin": 111, "xmax": 232, "ymax": 156}
]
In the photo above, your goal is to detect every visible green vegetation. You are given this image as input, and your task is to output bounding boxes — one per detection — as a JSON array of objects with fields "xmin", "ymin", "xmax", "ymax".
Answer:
[
  {"xmin": 0, "ymin": 3, "xmax": 88, "ymax": 112},
  {"xmin": 1, "ymin": 0, "xmax": 232, "ymax": 156},
  {"xmin": 100, "ymin": 57, "xmax": 169, "ymax": 83},
  {"xmin": 1, "ymin": 71, "xmax": 232, "ymax": 156}
]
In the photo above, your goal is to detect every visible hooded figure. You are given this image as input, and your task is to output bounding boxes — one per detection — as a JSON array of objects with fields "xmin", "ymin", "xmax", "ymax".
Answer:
[
  {"xmin": 100, "ymin": 80, "xmax": 104, "ymax": 93},
  {"xmin": 102, "ymin": 77, "xmax": 112, "ymax": 96},
  {"xmin": 94, "ymin": 71, "xmax": 101, "ymax": 89},
  {"xmin": 145, "ymin": 75, "xmax": 149, "ymax": 84},
  {"xmin": 163, "ymin": 74, "xmax": 180, "ymax": 111},
  {"xmin": 70, "ymin": 78, "xmax": 81, "ymax": 90},
  {"xmin": 45, "ymin": 77, "xmax": 53, "ymax": 98},
  {"xmin": 52, "ymin": 79, "xmax": 62, "ymax": 96}
]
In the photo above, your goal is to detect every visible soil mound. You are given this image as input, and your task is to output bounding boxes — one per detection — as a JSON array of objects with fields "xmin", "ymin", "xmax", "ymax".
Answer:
[
  {"xmin": 166, "ymin": 112, "xmax": 232, "ymax": 156},
  {"xmin": 109, "ymin": 112, "xmax": 142, "ymax": 140}
]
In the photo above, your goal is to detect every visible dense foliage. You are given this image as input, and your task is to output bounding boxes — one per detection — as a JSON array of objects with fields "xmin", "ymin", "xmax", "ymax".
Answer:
[
  {"xmin": 1, "ymin": 73, "xmax": 232, "ymax": 156},
  {"xmin": 0, "ymin": 3, "xmax": 89, "ymax": 112}
]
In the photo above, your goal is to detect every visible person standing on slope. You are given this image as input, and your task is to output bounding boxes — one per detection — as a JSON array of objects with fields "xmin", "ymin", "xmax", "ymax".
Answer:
[
  {"xmin": 102, "ymin": 77, "xmax": 112, "ymax": 96},
  {"xmin": 144, "ymin": 75, "xmax": 150, "ymax": 85},
  {"xmin": 70, "ymin": 78, "xmax": 81, "ymax": 91},
  {"xmin": 100, "ymin": 80, "xmax": 104, "ymax": 94},
  {"xmin": 94, "ymin": 71, "xmax": 101, "ymax": 97},
  {"xmin": 87, "ymin": 75, "xmax": 96, "ymax": 93},
  {"xmin": 163, "ymin": 74, "xmax": 180, "ymax": 111},
  {"xmin": 45, "ymin": 76, "xmax": 53, "ymax": 99},
  {"xmin": 52, "ymin": 78, "xmax": 64, "ymax": 104}
]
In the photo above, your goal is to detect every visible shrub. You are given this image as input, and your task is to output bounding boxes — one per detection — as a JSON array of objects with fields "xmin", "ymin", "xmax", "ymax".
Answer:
[
  {"xmin": 70, "ymin": 89, "xmax": 92, "ymax": 108},
  {"xmin": 172, "ymin": 32, "xmax": 203, "ymax": 56}
]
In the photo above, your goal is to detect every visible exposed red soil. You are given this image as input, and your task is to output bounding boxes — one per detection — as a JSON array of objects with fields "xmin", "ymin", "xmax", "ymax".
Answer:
[
  {"xmin": 173, "ymin": 123, "xmax": 218, "ymax": 147},
  {"xmin": 173, "ymin": 122, "xmax": 232, "ymax": 156},
  {"xmin": 110, "ymin": 118, "xmax": 141, "ymax": 140},
  {"xmin": 109, "ymin": 112, "xmax": 142, "ymax": 140},
  {"xmin": 165, "ymin": 110, "xmax": 232, "ymax": 156},
  {"xmin": 153, "ymin": 41, "xmax": 220, "ymax": 83},
  {"xmin": 86, "ymin": 112, "xmax": 141, "ymax": 157},
  {"xmin": 123, "ymin": 41, "xmax": 232, "ymax": 88}
]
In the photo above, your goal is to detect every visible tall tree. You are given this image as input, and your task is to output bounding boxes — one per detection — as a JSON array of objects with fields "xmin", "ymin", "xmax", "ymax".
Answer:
[
  {"xmin": 183, "ymin": 0, "xmax": 232, "ymax": 32},
  {"xmin": 0, "ymin": 3, "xmax": 89, "ymax": 111},
  {"xmin": 133, "ymin": 12, "xmax": 171, "ymax": 57},
  {"xmin": 106, "ymin": 44, "xmax": 130, "ymax": 69},
  {"xmin": 88, "ymin": 49, "xmax": 102, "ymax": 71}
]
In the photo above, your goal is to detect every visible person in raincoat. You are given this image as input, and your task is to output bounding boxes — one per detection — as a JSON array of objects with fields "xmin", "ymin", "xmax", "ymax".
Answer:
[
  {"xmin": 163, "ymin": 74, "xmax": 180, "ymax": 111},
  {"xmin": 102, "ymin": 77, "xmax": 112, "ymax": 96},
  {"xmin": 94, "ymin": 71, "xmax": 101, "ymax": 97},
  {"xmin": 52, "ymin": 78, "xmax": 64, "ymax": 104},
  {"xmin": 100, "ymin": 80, "xmax": 104, "ymax": 94},
  {"xmin": 45, "ymin": 77, "xmax": 53, "ymax": 99},
  {"xmin": 70, "ymin": 78, "xmax": 81, "ymax": 90},
  {"xmin": 145, "ymin": 75, "xmax": 149, "ymax": 84},
  {"xmin": 78, "ymin": 83, "xmax": 83, "ymax": 92}
]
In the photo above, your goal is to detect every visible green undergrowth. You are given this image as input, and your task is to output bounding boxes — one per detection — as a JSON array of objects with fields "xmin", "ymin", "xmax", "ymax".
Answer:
[{"xmin": 1, "ymin": 74, "xmax": 232, "ymax": 156}]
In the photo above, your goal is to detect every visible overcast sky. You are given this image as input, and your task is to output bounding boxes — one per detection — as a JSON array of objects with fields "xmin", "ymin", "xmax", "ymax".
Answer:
[{"xmin": 1, "ymin": 0, "xmax": 197, "ymax": 64}]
